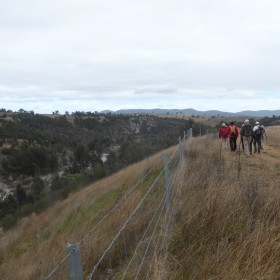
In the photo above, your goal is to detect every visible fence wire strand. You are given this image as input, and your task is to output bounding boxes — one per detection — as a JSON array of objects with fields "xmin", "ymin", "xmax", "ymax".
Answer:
[
  {"xmin": 121, "ymin": 193, "xmax": 166, "ymax": 279},
  {"xmin": 134, "ymin": 195, "xmax": 168, "ymax": 280},
  {"xmin": 143, "ymin": 149, "xmax": 184, "ymax": 280},
  {"xmin": 43, "ymin": 250, "xmax": 73, "ymax": 280},
  {"xmin": 43, "ymin": 130, "xmax": 190, "ymax": 280},
  {"xmin": 79, "ymin": 164, "xmax": 160, "ymax": 246},
  {"xmin": 43, "ymin": 160, "xmax": 163, "ymax": 279},
  {"xmin": 86, "ymin": 166, "xmax": 166, "ymax": 280}
]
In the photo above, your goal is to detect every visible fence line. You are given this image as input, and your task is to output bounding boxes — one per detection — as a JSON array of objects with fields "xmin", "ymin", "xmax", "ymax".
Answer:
[
  {"xmin": 140, "ymin": 153, "xmax": 183, "ymax": 279},
  {"xmin": 120, "ymin": 194, "xmax": 166, "ymax": 279},
  {"xmin": 86, "ymin": 134, "xmax": 186, "ymax": 279},
  {"xmin": 170, "ymin": 149, "xmax": 188, "ymax": 211},
  {"xmin": 43, "ymin": 159, "xmax": 166, "ymax": 279},
  {"xmin": 86, "ymin": 166, "xmax": 166, "ymax": 280},
  {"xmin": 43, "ymin": 128, "xmax": 202, "ymax": 279},
  {"xmin": 79, "ymin": 164, "xmax": 160, "ymax": 246},
  {"xmin": 121, "ymin": 149, "xmax": 180, "ymax": 280},
  {"xmin": 134, "ymin": 196, "xmax": 168, "ymax": 280},
  {"xmin": 43, "ymin": 250, "xmax": 73, "ymax": 280}
]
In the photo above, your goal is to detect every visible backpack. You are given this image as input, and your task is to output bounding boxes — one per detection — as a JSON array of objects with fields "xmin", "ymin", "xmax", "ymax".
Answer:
[
  {"xmin": 220, "ymin": 127, "xmax": 227, "ymax": 137},
  {"xmin": 243, "ymin": 124, "xmax": 252, "ymax": 137},
  {"xmin": 255, "ymin": 126, "xmax": 263, "ymax": 138},
  {"xmin": 230, "ymin": 125, "xmax": 236, "ymax": 135}
]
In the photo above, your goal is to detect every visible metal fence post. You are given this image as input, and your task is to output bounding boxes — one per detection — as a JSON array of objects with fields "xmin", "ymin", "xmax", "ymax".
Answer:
[
  {"xmin": 67, "ymin": 243, "xmax": 83, "ymax": 280},
  {"xmin": 179, "ymin": 136, "xmax": 184, "ymax": 162},
  {"xmin": 163, "ymin": 154, "xmax": 171, "ymax": 227},
  {"xmin": 178, "ymin": 136, "xmax": 182, "ymax": 162},
  {"xmin": 186, "ymin": 129, "xmax": 190, "ymax": 141}
]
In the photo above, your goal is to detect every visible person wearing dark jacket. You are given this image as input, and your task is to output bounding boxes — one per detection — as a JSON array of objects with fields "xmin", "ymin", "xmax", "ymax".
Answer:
[
  {"xmin": 240, "ymin": 119, "xmax": 253, "ymax": 156},
  {"xmin": 227, "ymin": 121, "xmax": 239, "ymax": 152}
]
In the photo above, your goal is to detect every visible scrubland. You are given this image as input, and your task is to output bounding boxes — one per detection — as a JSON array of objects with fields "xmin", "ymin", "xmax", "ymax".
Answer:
[{"xmin": 0, "ymin": 127, "xmax": 279, "ymax": 280}]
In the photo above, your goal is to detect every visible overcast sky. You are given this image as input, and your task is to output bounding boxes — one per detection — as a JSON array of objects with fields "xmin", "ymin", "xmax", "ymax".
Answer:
[{"xmin": 1, "ymin": 0, "xmax": 280, "ymax": 113}]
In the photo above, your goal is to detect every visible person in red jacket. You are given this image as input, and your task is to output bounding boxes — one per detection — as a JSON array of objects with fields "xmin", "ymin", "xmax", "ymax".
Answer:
[
  {"xmin": 218, "ymin": 123, "xmax": 229, "ymax": 149},
  {"xmin": 227, "ymin": 121, "xmax": 239, "ymax": 152}
]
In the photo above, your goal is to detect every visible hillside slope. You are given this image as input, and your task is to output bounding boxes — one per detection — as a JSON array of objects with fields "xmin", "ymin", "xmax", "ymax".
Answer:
[
  {"xmin": 0, "ymin": 128, "xmax": 279, "ymax": 279},
  {"xmin": 0, "ymin": 112, "xmax": 194, "ymax": 230}
]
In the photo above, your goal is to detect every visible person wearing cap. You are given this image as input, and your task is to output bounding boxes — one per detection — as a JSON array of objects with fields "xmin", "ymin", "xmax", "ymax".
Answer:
[
  {"xmin": 253, "ymin": 121, "xmax": 263, "ymax": 153},
  {"xmin": 218, "ymin": 122, "xmax": 229, "ymax": 149},
  {"xmin": 240, "ymin": 119, "xmax": 253, "ymax": 156},
  {"xmin": 227, "ymin": 121, "xmax": 239, "ymax": 152}
]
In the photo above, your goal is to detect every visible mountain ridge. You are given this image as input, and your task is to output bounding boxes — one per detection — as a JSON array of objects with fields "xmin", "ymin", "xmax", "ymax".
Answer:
[{"xmin": 100, "ymin": 108, "xmax": 280, "ymax": 117}]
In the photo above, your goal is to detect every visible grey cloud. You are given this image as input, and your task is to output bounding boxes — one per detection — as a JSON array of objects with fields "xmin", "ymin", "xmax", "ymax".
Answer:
[
  {"xmin": 134, "ymin": 85, "xmax": 178, "ymax": 95},
  {"xmin": 1, "ymin": 0, "xmax": 280, "ymax": 113}
]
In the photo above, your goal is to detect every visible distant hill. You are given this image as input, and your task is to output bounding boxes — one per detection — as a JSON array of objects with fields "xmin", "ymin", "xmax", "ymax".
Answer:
[{"xmin": 101, "ymin": 108, "xmax": 280, "ymax": 117}]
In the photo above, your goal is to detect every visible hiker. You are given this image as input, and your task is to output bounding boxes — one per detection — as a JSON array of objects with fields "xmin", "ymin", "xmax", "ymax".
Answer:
[
  {"xmin": 218, "ymin": 123, "xmax": 229, "ymax": 149},
  {"xmin": 227, "ymin": 121, "xmax": 239, "ymax": 152},
  {"xmin": 253, "ymin": 122, "xmax": 263, "ymax": 154},
  {"xmin": 260, "ymin": 125, "xmax": 268, "ymax": 150},
  {"xmin": 240, "ymin": 124, "xmax": 244, "ymax": 151},
  {"xmin": 240, "ymin": 119, "xmax": 253, "ymax": 156}
]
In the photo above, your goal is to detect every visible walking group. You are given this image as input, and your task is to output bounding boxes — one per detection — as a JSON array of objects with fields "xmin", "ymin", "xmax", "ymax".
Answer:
[{"xmin": 218, "ymin": 120, "xmax": 267, "ymax": 156}]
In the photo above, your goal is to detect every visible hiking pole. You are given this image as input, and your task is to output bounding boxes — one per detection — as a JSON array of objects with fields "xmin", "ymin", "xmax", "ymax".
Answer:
[
  {"xmin": 237, "ymin": 141, "xmax": 242, "ymax": 180},
  {"xmin": 219, "ymin": 137, "xmax": 223, "ymax": 161}
]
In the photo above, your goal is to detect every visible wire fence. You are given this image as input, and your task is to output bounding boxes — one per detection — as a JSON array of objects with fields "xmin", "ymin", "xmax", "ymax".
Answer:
[{"xmin": 42, "ymin": 128, "xmax": 216, "ymax": 280}]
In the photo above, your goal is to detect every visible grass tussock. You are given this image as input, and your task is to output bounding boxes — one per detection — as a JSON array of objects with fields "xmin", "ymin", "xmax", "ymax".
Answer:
[
  {"xmin": 0, "ymin": 130, "xmax": 280, "ymax": 280},
  {"xmin": 158, "ymin": 136, "xmax": 280, "ymax": 280}
]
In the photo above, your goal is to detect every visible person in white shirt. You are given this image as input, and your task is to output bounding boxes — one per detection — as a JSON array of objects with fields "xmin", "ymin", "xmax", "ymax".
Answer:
[{"xmin": 253, "ymin": 122, "xmax": 263, "ymax": 154}]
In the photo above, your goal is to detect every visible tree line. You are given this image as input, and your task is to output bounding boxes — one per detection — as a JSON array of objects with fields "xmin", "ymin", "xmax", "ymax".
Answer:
[{"xmin": 0, "ymin": 110, "xmax": 212, "ymax": 230}]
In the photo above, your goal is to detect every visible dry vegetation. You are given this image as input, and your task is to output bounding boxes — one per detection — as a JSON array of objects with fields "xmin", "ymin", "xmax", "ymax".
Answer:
[
  {"xmin": 158, "ymin": 114, "xmax": 260, "ymax": 127},
  {"xmin": 159, "ymin": 127, "xmax": 280, "ymax": 280},
  {"xmin": 0, "ymin": 127, "xmax": 280, "ymax": 280}
]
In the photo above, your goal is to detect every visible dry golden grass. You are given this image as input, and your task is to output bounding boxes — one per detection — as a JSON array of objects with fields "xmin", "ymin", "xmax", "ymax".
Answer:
[
  {"xmin": 0, "ymin": 127, "xmax": 279, "ymax": 280},
  {"xmin": 0, "ymin": 144, "xmax": 176, "ymax": 279},
  {"xmin": 158, "ymin": 114, "xmax": 260, "ymax": 127},
  {"xmin": 154, "ymin": 130, "xmax": 280, "ymax": 280}
]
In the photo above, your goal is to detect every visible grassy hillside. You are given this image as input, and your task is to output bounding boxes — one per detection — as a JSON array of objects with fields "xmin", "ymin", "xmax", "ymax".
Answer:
[
  {"xmin": 158, "ymin": 113, "xmax": 262, "ymax": 128},
  {"xmin": 0, "ymin": 111, "xmax": 193, "ymax": 230},
  {"xmin": 0, "ymin": 127, "xmax": 279, "ymax": 279}
]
